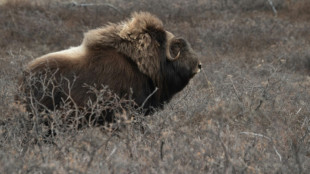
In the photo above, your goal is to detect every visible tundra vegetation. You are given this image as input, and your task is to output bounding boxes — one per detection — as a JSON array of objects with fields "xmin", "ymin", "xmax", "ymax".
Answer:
[{"xmin": 1, "ymin": 0, "xmax": 310, "ymax": 173}]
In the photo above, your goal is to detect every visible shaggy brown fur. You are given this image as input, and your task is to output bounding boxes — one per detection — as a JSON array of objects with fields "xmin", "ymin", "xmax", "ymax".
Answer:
[
  {"xmin": 19, "ymin": 11, "xmax": 201, "ymax": 122},
  {"xmin": 75, "ymin": 12, "xmax": 162, "ymax": 84}
]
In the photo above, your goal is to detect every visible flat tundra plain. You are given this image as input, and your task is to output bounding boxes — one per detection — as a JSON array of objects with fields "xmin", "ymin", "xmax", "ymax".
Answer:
[{"xmin": 1, "ymin": 0, "xmax": 310, "ymax": 173}]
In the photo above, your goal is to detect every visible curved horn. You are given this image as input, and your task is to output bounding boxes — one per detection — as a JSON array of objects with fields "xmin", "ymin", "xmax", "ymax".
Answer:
[{"xmin": 166, "ymin": 31, "xmax": 180, "ymax": 61}]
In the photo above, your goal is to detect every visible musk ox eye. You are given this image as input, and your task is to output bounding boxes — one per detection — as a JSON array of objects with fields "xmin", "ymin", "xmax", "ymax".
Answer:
[{"xmin": 195, "ymin": 62, "xmax": 202, "ymax": 74}]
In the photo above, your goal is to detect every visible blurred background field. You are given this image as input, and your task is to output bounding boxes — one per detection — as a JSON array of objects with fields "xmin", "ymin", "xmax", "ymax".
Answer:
[{"xmin": 1, "ymin": 0, "xmax": 310, "ymax": 173}]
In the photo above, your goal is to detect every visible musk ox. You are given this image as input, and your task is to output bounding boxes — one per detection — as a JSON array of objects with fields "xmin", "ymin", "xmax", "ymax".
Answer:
[{"xmin": 19, "ymin": 12, "xmax": 201, "ymax": 122}]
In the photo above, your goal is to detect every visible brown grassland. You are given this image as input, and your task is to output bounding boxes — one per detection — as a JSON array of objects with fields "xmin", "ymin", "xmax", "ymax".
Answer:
[{"xmin": 1, "ymin": 0, "xmax": 310, "ymax": 173}]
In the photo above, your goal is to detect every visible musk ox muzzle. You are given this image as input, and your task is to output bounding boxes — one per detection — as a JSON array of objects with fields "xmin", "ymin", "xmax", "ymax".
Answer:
[{"xmin": 18, "ymin": 12, "xmax": 201, "ymax": 123}]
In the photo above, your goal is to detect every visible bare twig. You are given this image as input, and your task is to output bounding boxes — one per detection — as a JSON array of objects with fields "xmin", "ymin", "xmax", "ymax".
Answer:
[
  {"xmin": 215, "ymin": 123, "xmax": 234, "ymax": 174},
  {"xmin": 84, "ymin": 141, "xmax": 106, "ymax": 173},
  {"xmin": 160, "ymin": 140, "xmax": 165, "ymax": 160},
  {"xmin": 273, "ymin": 145, "xmax": 282, "ymax": 162},
  {"xmin": 267, "ymin": 0, "xmax": 278, "ymax": 16},
  {"xmin": 106, "ymin": 146, "xmax": 117, "ymax": 161},
  {"xmin": 240, "ymin": 132, "xmax": 271, "ymax": 141},
  {"xmin": 240, "ymin": 132, "xmax": 282, "ymax": 162},
  {"xmin": 296, "ymin": 108, "xmax": 302, "ymax": 115},
  {"xmin": 228, "ymin": 75, "xmax": 242, "ymax": 102},
  {"xmin": 140, "ymin": 87, "xmax": 158, "ymax": 109}
]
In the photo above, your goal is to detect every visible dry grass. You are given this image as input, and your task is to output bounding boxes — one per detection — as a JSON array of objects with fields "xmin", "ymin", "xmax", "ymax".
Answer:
[{"xmin": 1, "ymin": 0, "xmax": 310, "ymax": 173}]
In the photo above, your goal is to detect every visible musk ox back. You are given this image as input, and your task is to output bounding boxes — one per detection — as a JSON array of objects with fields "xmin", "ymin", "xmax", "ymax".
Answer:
[{"xmin": 19, "ymin": 12, "xmax": 201, "ymax": 123}]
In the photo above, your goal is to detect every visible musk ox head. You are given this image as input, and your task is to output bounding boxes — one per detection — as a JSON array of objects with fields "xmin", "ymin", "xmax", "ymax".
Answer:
[{"xmin": 19, "ymin": 12, "xmax": 201, "ymax": 120}]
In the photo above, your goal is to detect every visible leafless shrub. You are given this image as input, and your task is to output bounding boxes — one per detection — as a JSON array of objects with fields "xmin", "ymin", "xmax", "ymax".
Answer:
[
  {"xmin": 1, "ymin": 0, "xmax": 310, "ymax": 173},
  {"xmin": 17, "ymin": 67, "xmax": 144, "ymax": 138}
]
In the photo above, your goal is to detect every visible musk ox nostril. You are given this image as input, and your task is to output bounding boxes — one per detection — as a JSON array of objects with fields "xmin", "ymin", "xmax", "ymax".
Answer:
[{"xmin": 198, "ymin": 63, "xmax": 202, "ymax": 69}]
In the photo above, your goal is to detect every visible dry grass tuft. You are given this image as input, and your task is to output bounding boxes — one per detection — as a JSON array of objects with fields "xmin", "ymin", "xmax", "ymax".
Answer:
[{"xmin": 1, "ymin": 0, "xmax": 310, "ymax": 173}]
